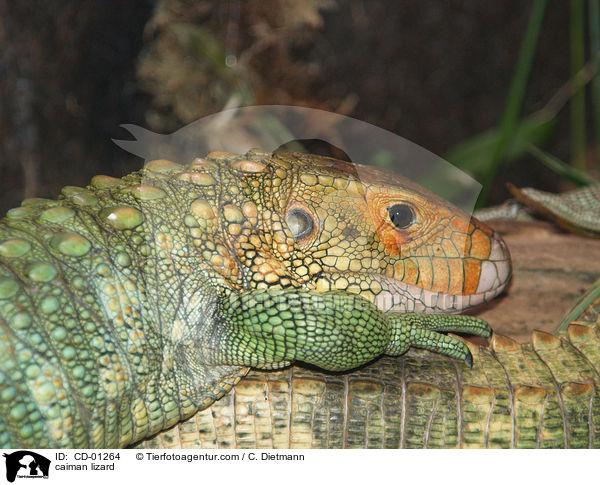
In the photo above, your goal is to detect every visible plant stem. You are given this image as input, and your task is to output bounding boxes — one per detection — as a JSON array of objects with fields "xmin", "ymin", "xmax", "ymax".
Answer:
[
  {"xmin": 570, "ymin": 0, "xmax": 587, "ymax": 171},
  {"xmin": 477, "ymin": 0, "xmax": 548, "ymax": 206},
  {"xmin": 526, "ymin": 144, "xmax": 596, "ymax": 186},
  {"xmin": 590, "ymin": 0, "xmax": 600, "ymax": 168}
]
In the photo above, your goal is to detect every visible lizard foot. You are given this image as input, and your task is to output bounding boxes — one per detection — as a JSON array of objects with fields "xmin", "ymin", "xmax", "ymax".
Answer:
[{"xmin": 385, "ymin": 313, "xmax": 492, "ymax": 367}]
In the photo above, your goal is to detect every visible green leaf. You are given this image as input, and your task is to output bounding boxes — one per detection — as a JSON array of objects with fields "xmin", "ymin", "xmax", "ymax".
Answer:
[
  {"xmin": 526, "ymin": 144, "xmax": 597, "ymax": 186},
  {"xmin": 445, "ymin": 115, "xmax": 556, "ymax": 181}
]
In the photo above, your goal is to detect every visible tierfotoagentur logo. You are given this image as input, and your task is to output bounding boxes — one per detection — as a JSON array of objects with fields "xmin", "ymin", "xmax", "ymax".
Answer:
[{"xmin": 3, "ymin": 451, "xmax": 50, "ymax": 482}]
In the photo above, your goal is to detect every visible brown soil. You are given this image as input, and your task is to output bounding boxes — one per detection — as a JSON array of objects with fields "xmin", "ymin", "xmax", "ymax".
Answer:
[{"xmin": 473, "ymin": 219, "xmax": 600, "ymax": 342}]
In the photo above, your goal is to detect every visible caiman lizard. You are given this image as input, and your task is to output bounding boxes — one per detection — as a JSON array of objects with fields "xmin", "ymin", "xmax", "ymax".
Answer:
[{"xmin": 0, "ymin": 149, "xmax": 522, "ymax": 448}]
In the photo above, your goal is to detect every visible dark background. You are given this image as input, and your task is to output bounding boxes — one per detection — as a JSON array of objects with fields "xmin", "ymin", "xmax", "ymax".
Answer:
[{"xmin": 0, "ymin": 1, "xmax": 588, "ymax": 214}]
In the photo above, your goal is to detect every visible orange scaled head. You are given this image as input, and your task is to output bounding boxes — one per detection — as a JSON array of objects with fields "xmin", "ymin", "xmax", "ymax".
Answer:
[{"xmin": 272, "ymin": 152, "xmax": 511, "ymax": 313}]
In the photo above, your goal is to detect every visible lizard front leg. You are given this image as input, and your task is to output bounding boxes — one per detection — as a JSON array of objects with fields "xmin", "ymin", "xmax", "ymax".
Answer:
[{"xmin": 207, "ymin": 289, "xmax": 491, "ymax": 371}]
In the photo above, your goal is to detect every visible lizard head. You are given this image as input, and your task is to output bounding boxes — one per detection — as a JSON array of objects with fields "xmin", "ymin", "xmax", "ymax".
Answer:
[{"xmin": 195, "ymin": 150, "xmax": 511, "ymax": 313}]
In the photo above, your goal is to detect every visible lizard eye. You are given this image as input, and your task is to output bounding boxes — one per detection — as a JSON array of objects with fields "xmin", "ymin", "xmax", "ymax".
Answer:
[
  {"xmin": 286, "ymin": 208, "xmax": 314, "ymax": 239},
  {"xmin": 387, "ymin": 204, "xmax": 415, "ymax": 230}
]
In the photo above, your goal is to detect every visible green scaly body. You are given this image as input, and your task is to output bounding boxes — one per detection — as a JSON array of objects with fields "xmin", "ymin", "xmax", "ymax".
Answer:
[{"xmin": 1, "ymin": 149, "xmax": 514, "ymax": 447}]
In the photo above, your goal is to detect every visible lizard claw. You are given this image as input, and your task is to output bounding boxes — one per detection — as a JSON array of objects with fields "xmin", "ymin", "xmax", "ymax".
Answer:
[
  {"xmin": 385, "ymin": 312, "xmax": 487, "ymax": 366},
  {"xmin": 464, "ymin": 350, "xmax": 473, "ymax": 369}
]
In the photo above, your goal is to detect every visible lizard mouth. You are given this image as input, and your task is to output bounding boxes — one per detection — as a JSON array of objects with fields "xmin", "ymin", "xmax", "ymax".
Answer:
[
  {"xmin": 373, "ymin": 235, "xmax": 512, "ymax": 313},
  {"xmin": 372, "ymin": 274, "xmax": 508, "ymax": 314},
  {"xmin": 317, "ymin": 233, "xmax": 511, "ymax": 314}
]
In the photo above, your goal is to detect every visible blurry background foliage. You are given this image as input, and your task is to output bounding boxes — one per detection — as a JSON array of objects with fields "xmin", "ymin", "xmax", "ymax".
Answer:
[{"xmin": 0, "ymin": 0, "xmax": 598, "ymax": 212}]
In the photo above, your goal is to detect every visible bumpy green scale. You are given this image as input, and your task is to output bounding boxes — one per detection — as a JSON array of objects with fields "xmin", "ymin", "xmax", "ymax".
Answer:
[{"xmin": 0, "ymin": 150, "xmax": 503, "ymax": 448}]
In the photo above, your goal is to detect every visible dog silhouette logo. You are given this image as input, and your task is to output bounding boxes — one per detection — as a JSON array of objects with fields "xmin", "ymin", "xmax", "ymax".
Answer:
[{"xmin": 3, "ymin": 451, "xmax": 50, "ymax": 482}]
